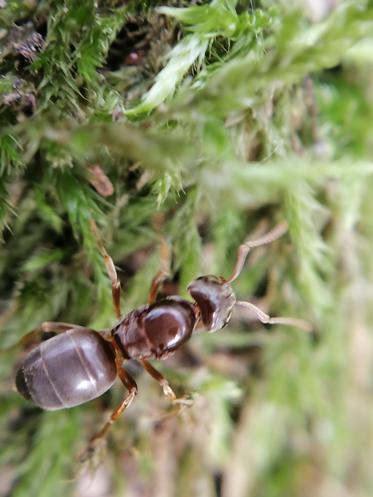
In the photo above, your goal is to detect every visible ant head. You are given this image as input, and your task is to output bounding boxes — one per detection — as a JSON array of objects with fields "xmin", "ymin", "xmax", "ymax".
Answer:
[{"xmin": 187, "ymin": 275, "xmax": 236, "ymax": 332}]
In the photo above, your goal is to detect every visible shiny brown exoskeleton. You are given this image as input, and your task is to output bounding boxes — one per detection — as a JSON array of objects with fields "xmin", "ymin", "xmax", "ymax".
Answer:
[
  {"xmin": 14, "ymin": 221, "xmax": 311, "ymax": 454},
  {"xmin": 16, "ymin": 329, "xmax": 117, "ymax": 410}
]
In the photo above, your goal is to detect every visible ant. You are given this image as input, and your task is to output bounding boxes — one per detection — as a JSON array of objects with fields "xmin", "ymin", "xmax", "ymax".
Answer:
[{"xmin": 14, "ymin": 220, "xmax": 311, "ymax": 455}]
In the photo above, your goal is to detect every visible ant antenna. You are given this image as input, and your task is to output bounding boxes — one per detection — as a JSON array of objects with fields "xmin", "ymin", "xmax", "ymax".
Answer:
[
  {"xmin": 226, "ymin": 221, "xmax": 288, "ymax": 284},
  {"xmin": 226, "ymin": 221, "xmax": 312, "ymax": 333},
  {"xmin": 235, "ymin": 300, "xmax": 313, "ymax": 333}
]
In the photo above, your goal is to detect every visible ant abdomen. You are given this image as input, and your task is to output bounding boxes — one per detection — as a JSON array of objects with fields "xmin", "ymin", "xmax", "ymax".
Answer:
[{"xmin": 16, "ymin": 329, "xmax": 117, "ymax": 410}]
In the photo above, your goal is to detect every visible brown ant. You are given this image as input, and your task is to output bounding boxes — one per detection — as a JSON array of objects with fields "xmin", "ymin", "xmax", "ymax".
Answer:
[{"xmin": 14, "ymin": 220, "xmax": 311, "ymax": 454}]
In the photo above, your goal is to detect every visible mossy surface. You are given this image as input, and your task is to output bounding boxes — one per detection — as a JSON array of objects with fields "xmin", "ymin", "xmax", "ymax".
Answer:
[{"xmin": 1, "ymin": 1, "xmax": 373, "ymax": 496}]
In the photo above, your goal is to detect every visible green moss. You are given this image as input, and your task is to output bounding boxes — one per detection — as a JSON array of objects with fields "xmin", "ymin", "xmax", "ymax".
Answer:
[{"xmin": 1, "ymin": 1, "xmax": 373, "ymax": 496}]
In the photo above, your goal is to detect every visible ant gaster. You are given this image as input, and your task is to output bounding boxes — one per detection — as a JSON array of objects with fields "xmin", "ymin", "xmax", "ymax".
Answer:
[{"xmin": 15, "ymin": 221, "xmax": 311, "ymax": 451}]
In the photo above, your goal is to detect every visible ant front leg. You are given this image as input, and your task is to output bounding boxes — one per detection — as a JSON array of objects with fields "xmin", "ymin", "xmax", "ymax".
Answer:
[
  {"xmin": 82, "ymin": 356, "xmax": 138, "ymax": 461},
  {"xmin": 236, "ymin": 301, "xmax": 312, "ymax": 333},
  {"xmin": 90, "ymin": 219, "xmax": 122, "ymax": 319},
  {"xmin": 148, "ymin": 237, "xmax": 171, "ymax": 304}
]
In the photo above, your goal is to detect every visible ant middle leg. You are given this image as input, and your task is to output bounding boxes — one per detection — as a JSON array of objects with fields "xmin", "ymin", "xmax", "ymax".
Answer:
[
  {"xmin": 90, "ymin": 219, "xmax": 122, "ymax": 319},
  {"xmin": 147, "ymin": 237, "xmax": 171, "ymax": 304},
  {"xmin": 140, "ymin": 359, "xmax": 193, "ymax": 406},
  {"xmin": 236, "ymin": 300, "xmax": 312, "ymax": 333},
  {"xmin": 140, "ymin": 358, "xmax": 176, "ymax": 400}
]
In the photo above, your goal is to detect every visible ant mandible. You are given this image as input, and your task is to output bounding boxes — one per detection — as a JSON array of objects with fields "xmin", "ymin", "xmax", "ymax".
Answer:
[{"xmin": 14, "ymin": 220, "xmax": 311, "ymax": 452}]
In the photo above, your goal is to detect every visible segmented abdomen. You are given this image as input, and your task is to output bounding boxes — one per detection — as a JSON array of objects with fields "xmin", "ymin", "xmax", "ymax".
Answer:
[{"xmin": 16, "ymin": 329, "xmax": 116, "ymax": 410}]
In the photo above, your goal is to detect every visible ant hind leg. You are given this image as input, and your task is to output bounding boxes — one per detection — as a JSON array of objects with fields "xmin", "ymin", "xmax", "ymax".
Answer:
[
  {"xmin": 80, "ymin": 357, "xmax": 138, "ymax": 464},
  {"xmin": 1, "ymin": 322, "xmax": 93, "ymax": 353},
  {"xmin": 90, "ymin": 219, "xmax": 122, "ymax": 319}
]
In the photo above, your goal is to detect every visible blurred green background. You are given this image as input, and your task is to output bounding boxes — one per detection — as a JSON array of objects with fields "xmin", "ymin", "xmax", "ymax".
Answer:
[{"xmin": 1, "ymin": 0, "xmax": 373, "ymax": 496}]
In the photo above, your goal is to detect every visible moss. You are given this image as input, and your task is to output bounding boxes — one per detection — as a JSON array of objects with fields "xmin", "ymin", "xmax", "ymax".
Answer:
[{"xmin": 1, "ymin": 0, "xmax": 373, "ymax": 496}]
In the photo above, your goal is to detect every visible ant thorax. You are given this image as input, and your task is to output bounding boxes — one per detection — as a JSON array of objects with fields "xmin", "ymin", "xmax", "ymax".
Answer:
[
  {"xmin": 187, "ymin": 275, "xmax": 236, "ymax": 332},
  {"xmin": 112, "ymin": 297, "xmax": 197, "ymax": 360}
]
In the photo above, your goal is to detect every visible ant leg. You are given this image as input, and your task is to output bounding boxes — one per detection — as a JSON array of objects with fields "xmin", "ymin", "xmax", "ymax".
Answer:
[
  {"xmin": 90, "ymin": 219, "xmax": 122, "ymax": 319},
  {"xmin": 140, "ymin": 358, "xmax": 176, "ymax": 400},
  {"xmin": 1, "ymin": 322, "xmax": 93, "ymax": 353},
  {"xmin": 226, "ymin": 221, "xmax": 288, "ymax": 283},
  {"xmin": 41, "ymin": 321, "xmax": 92, "ymax": 333},
  {"xmin": 40, "ymin": 322, "xmax": 111, "ymax": 340},
  {"xmin": 140, "ymin": 359, "xmax": 193, "ymax": 412},
  {"xmin": 83, "ymin": 358, "xmax": 138, "ymax": 460},
  {"xmin": 236, "ymin": 301, "xmax": 312, "ymax": 333},
  {"xmin": 147, "ymin": 237, "xmax": 171, "ymax": 304}
]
